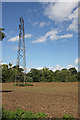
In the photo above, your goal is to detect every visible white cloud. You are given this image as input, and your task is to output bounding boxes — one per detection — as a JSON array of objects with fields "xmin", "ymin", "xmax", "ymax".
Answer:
[
  {"xmin": 32, "ymin": 29, "xmax": 73, "ymax": 43},
  {"xmin": 32, "ymin": 29, "xmax": 59, "ymax": 43},
  {"xmin": 45, "ymin": 29, "xmax": 59, "ymax": 38},
  {"xmin": 35, "ymin": 66, "xmax": 62, "ymax": 71},
  {"xmin": 67, "ymin": 19, "xmax": 78, "ymax": 32},
  {"xmin": 56, "ymin": 65, "xmax": 60, "ymax": 68},
  {"xmin": 50, "ymin": 64, "xmax": 77, "ymax": 72},
  {"xmin": 26, "ymin": 67, "xmax": 31, "ymax": 73},
  {"xmin": 60, "ymin": 34, "xmax": 73, "ymax": 38},
  {"xmin": 25, "ymin": 34, "xmax": 32, "ymax": 38},
  {"xmin": 0, "ymin": 62, "xmax": 7, "ymax": 65},
  {"xmin": 32, "ymin": 64, "xmax": 77, "ymax": 72},
  {"xmin": 8, "ymin": 34, "xmax": 32, "ymax": 42},
  {"xmin": 32, "ymin": 36, "xmax": 47, "ymax": 43},
  {"xmin": 74, "ymin": 58, "xmax": 80, "ymax": 65},
  {"xmin": 33, "ymin": 21, "xmax": 50, "ymax": 27},
  {"xmin": 8, "ymin": 36, "xmax": 19, "ymax": 42},
  {"xmin": 44, "ymin": 2, "xmax": 78, "ymax": 32},
  {"xmin": 36, "ymin": 65, "xmax": 63, "ymax": 72},
  {"xmin": 68, "ymin": 7, "xmax": 78, "ymax": 20},
  {"xmin": 35, "ymin": 63, "xmax": 78, "ymax": 72},
  {"xmin": 67, "ymin": 8, "xmax": 78, "ymax": 32},
  {"xmin": 49, "ymin": 33, "xmax": 73, "ymax": 40},
  {"xmin": 36, "ymin": 67, "xmax": 43, "ymax": 70},
  {"xmin": 44, "ymin": 2, "xmax": 78, "ymax": 22},
  {"xmin": 67, "ymin": 64, "xmax": 78, "ymax": 71},
  {"xmin": 67, "ymin": 64, "xmax": 73, "ymax": 69},
  {"xmin": 39, "ymin": 22, "xmax": 50, "ymax": 27},
  {"xmin": 75, "ymin": 58, "xmax": 78, "ymax": 65},
  {"xmin": 54, "ymin": 65, "xmax": 63, "ymax": 71}
]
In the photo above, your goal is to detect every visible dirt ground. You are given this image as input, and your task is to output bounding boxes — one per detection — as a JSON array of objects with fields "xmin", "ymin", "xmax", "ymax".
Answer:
[{"xmin": 2, "ymin": 82, "xmax": 78, "ymax": 118}]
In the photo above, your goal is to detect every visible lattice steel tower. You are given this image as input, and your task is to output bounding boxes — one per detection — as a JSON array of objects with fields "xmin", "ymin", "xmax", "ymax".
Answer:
[{"xmin": 16, "ymin": 17, "xmax": 26, "ymax": 84}]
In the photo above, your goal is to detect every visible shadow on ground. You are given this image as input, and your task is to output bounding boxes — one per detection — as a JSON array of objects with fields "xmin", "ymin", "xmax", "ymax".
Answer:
[{"xmin": 0, "ymin": 90, "xmax": 14, "ymax": 93}]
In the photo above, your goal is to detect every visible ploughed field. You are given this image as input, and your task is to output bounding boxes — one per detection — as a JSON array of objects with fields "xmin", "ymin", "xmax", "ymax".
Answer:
[{"xmin": 2, "ymin": 82, "xmax": 78, "ymax": 118}]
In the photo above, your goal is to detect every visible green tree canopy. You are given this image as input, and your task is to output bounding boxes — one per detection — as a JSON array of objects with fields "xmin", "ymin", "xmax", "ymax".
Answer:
[
  {"xmin": 0, "ymin": 28, "xmax": 6, "ymax": 41},
  {"xmin": 1, "ymin": 63, "xmax": 78, "ymax": 83}
]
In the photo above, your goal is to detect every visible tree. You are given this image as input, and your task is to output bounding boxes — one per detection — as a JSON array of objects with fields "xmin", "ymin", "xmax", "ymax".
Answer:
[
  {"xmin": 2, "ymin": 64, "xmax": 9, "ymax": 82},
  {"xmin": 1, "ymin": 63, "xmax": 78, "ymax": 83},
  {"xmin": 54, "ymin": 68, "xmax": 77, "ymax": 82},
  {"xmin": 77, "ymin": 72, "xmax": 80, "ymax": 81},
  {"xmin": 69, "ymin": 67, "xmax": 77, "ymax": 75},
  {"xmin": 9, "ymin": 63, "xmax": 12, "ymax": 68},
  {"xmin": 12, "ymin": 65, "xmax": 24, "ymax": 82},
  {"xmin": 41, "ymin": 67, "xmax": 54, "ymax": 82},
  {"xmin": 2, "ymin": 64, "xmax": 24, "ymax": 83},
  {"xmin": 29, "ymin": 69, "xmax": 40, "ymax": 82},
  {"xmin": 0, "ymin": 28, "xmax": 6, "ymax": 41},
  {"xmin": 59, "ymin": 69, "xmax": 70, "ymax": 82}
]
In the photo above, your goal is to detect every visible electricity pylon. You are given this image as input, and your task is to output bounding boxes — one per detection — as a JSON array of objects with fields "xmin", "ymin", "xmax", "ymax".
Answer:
[{"xmin": 16, "ymin": 17, "xmax": 26, "ymax": 84}]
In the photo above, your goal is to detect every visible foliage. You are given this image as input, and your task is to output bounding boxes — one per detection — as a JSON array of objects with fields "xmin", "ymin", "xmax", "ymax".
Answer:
[
  {"xmin": 63, "ymin": 114, "xmax": 74, "ymax": 120},
  {"xmin": 28, "ymin": 68, "xmax": 42, "ymax": 82},
  {"xmin": 2, "ymin": 64, "xmax": 10, "ymax": 82},
  {"xmin": 1, "ymin": 63, "xmax": 24, "ymax": 83},
  {"xmin": 0, "ymin": 28, "xmax": 6, "ymax": 41},
  {"xmin": 35, "ymin": 112, "xmax": 47, "ymax": 118},
  {"xmin": 26, "ymin": 76, "xmax": 33, "ymax": 82},
  {"xmin": 1, "ymin": 63, "xmax": 79, "ymax": 83},
  {"xmin": 77, "ymin": 72, "xmax": 80, "ymax": 81},
  {"xmin": 2, "ymin": 107, "xmax": 47, "ymax": 120},
  {"xmin": 27, "ymin": 67, "xmax": 78, "ymax": 82},
  {"xmin": 2, "ymin": 107, "xmax": 75, "ymax": 120}
]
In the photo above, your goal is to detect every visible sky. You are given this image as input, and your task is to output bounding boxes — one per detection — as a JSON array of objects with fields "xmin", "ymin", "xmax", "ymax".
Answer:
[{"xmin": 1, "ymin": 1, "xmax": 79, "ymax": 72}]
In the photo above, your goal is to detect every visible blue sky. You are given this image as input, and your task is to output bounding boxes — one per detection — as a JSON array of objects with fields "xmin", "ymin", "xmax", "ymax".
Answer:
[{"xmin": 2, "ymin": 2, "xmax": 78, "ymax": 71}]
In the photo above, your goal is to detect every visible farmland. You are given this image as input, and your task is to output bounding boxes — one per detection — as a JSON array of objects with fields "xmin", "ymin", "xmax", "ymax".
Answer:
[{"xmin": 2, "ymin": 82, "xmax": 78, "ymax": 118}]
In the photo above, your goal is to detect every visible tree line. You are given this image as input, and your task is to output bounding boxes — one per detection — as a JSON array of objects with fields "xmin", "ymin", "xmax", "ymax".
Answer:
[
  {"xmin": 0, "ymin": 28, "xmax": 79, "ymax": 82},
  {"xmin": 1, "ymin": 63, "xmax": 80, "ymax": 83}
]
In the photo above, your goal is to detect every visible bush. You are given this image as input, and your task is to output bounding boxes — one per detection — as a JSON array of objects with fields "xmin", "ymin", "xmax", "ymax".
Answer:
[
  {"xmin": 21, "ymin": 111, "xmax": 35, "ymax": 119},
  {"xmin": 2, "ymin": 107, "xmax": 75, "ymax": 120},
  {"xmin": 35, "ymin": 112, "xmax": 47, "ymax": 118},
  {"xmin": 2, "ymin": 107, "xmax": 24, "ymax": 120},
  {"xmin": 2, "ymin": 107, "xmax": 47, "ymax": 120},
  {"xmin": 63, "ymin": 114, "xmax": 74, "ymax": 120}
]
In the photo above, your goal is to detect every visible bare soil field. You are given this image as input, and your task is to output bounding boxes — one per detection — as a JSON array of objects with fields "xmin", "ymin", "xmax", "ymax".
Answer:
[{"xmin": 2, "ymin": 82, "xmax": 78, "ymax": 118}]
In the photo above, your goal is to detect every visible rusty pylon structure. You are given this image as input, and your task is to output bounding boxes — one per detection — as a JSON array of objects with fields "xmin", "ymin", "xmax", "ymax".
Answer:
[{"xmin": 16, "ymin": 17, "xmax": 26, "ymax": 84}]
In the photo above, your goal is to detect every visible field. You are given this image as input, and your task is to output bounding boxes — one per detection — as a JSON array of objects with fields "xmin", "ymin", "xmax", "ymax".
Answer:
[{"xmin": 2, "ymin": 82, "xmax": 78, "ymax": 118}]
